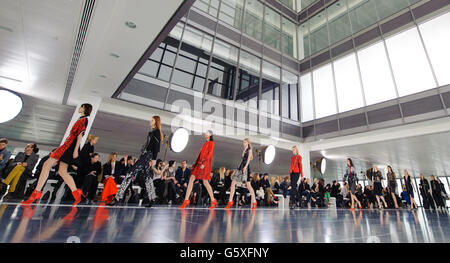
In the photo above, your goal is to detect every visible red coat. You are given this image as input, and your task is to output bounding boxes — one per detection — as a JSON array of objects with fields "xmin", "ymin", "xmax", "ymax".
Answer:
[
  {"xmin": 290, "ymin": 154, "xmax": 303, "ymax": 178},
  {"xmin": 191, "ymin": 140, "xmax": 214, "ymax": 180}
]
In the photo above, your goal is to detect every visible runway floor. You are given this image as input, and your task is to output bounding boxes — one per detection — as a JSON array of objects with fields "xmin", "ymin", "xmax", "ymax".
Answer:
[{"xmin": 0, "ymin": 201, "xmax": 448, "ymax": 243}]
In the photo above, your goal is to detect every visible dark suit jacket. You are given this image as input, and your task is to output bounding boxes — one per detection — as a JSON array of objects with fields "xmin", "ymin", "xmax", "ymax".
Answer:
[{"xmin": 10, "ymin": 152, "xmax": 39, "ymax": 177}]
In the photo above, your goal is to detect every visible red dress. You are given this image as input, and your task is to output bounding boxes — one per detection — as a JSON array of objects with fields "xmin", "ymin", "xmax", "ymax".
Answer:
[
  {"xmin": 51, "ymin": 116, "xmax": 88, "ymax": 164},
  {"xmin": 191, "ymin": 140, "xmax": 214, "ymax": 180}
]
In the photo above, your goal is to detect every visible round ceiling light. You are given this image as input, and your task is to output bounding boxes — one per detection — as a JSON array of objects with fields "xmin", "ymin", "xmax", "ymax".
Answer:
[
  {"xmin": 0, "ymin": 88, "xmax": 23, "ymax": 123},
  {"xmin": 263, "ymin": 145, "xmax": 276, "ymax": 165},
  {"xmin": 170, "ymin": 127, "xmax": 189, "ymax": 153}
]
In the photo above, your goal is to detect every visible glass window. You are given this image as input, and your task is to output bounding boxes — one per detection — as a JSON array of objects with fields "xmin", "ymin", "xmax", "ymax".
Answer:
[
  {"xmin": 243, "ymin": 0, "xmax": 264, "ymax": 41},
  {"xmin": 282, "ymin": 17, "xmax": 297, "ymax": 58},
  {"xmin": 261, "ymin": 60, "xmax": 281, "ymax": 115},
  {"xmin": 193, "ymin": 0, "xmax": 220, "ymax": 18},
  {"xmin": 236, "ymin": 50, "xmax": 260, "ymax": 109},
  {"xmin": 300, "ymin": 73, "xmax": 314, "ymax": 122},
  {"xmin": 313, "ymin": 64, "xmax": 337, "ymax": 119},
  {"xmin": 139, "ymin": 60, "xmax": 159, "ymax": 77},
  {"xmin": 279, "ymin": 0, "xmax": 295, "ymax": 10},
  {"xmin": 171, "ymin": 26, "xmax": 213, "ymax": 89},
  {"xmin": 374, "ymin": 0, "xmax": 409, "ymax": 21},
  {"xmin": 298, "ymin": 23, "xmax": 310, "ymax": 59},
  {"xmin": 309, "ymin": 10, "xmax": 329, "ymax": 55},
  {"xmin": 219, "ymin": 0, "xmax": 244, "ymax": 31},
  {"xmin": 385, "ymin": 27, "xmax": 436, "ymax": 97},
  {"xmin": 419, "ymin": 11, "xmax": 450, "ymax": 87},
  {"xmin": 282, "ymin": 69, "xmax": 299, "ymax": 120},
  {"xmin": 264, "ymin": 7, "xmax": 281, "ymax": 51},
  {"xmin": 327, "ymin": 0, "xmax": 352, "ymax": 45},
  {"xmin": 297, "ymin": 0, "xmax": 316, "ymax": 12},
  {"xmin": 348, "ymin": 0, "xmax": 378, "ymax": 34},
  {"xmin": 357, "ymin": 41, "xmax": 397, "ymax": 106},
  {"xmin": 207, "ymin": 38, "xmax": 238, "ymax": 99},
  {"xmin": 333, "ymin": 53, "xmax": 365, "ymax": 113}
]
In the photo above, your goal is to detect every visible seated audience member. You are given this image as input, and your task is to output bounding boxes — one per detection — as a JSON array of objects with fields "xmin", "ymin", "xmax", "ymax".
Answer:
[
  {"xmin": 261, "ymin": 173, "xmax": 278, "ymax": 206},
  {"xmin": 152, "ymin": 159, "xmax": 168, "ymax": 203},
  {"xmin": 175, "ymin": 160, "xmax": 191, "ymax": 198},
  {"xmin": 400, "ymin": 185, "xmax": 411, "ymax": 208},
  {"xmin": 340, "ymin": 182, "xmax": 349, "ymax": 207},
  {"xmin": 210, "ymin": 167, "xmax": 226, "ymax": 204},
  {"xmin": 81, "ymin": 153, "xmax": 102, "ymax": 204},
  {"xmin": 0, "ymin": 143, "xmax": 39, "ymax": 200},
  {"xmin": 355, "ymin": 184, "xmax": 364, "ymax": 204},
  {"xmin": 272, "ymin": 176, "xmax": 281, "ymax": 194},
  {"xmin": 76, "ymin": 135, "xmax": 99, "ymax": 188},
  {"xmin": 0, "ymin": 138, "xmax": 11, "ymax": 176},
  {"xmin": 299, "ymin": 178, "xmax": 313, "ymax": 209},
  {"xmin": 324, "ymin": 183, "xmax": 331, "ymax": 205},
  {"xmin": 330, "ymin": 180, "xmax": 340, "ymax": 198},
  {"xmin": 363, "ymin": 185, "xmax": 376, "ymax": 208},
  {"xmin": 335, "ymin": 182, "xmax": 344, "ymax": 208},
  {"xmin": 101, "ymin": 153, "xmax": 127, "ymax": 204},
  {"xmin": 162, "ymin": 160, "xmax": 179, "ymax": 204},
  {"xmin": 280, "ymin": 176, "xmax": 290, "ymax": 198}
]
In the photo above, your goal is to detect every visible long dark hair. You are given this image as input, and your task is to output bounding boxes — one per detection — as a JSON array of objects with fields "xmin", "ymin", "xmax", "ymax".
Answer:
[
  {"xmin": 387, "ymin": 165, "xmax": 394, "ymax": 175},
  {"xmin": 207, "ymin": 130, "xmax": 214, "ymax": 141},
  {"xmin": 347, "ymin": 158, "xmax": 354, "ymax": 167},
  {"xmin": 81, "ymin": 103, "xmax": 93, "ymax": 116}
]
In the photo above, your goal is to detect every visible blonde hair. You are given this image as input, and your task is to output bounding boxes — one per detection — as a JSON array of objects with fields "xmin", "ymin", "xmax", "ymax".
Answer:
[
  {"xmin": 244, "ymin": 138, "xmax": 253, "ymax": 160},
  {"xmin": 87, "ymin": 134, "xmax": 99, "ymax": 143},
  {"xmin": 270, "ymin": 177, "xmax": 276, "ymax": 186},
  {"xmin": 292, "ymin": 145, "xmax": 299, "ymax": 154},
  {"xmin": 107, "ymin": 152, "xmax": 117, "ymax": 164},
  {"xmin": 219, "ymin": 167, "xmax": 226, "ymax": 180}
]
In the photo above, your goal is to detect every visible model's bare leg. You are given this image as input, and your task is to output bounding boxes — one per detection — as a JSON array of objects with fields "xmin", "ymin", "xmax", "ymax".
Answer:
[
  {"xmin": 202, "ymin": 180, "xmax": 215, "ymax": 201},
  {"xmin": 35, "ymin": 158, "xmax": 59, "ymax": 191},
  {"xmin": 380, "ymin": 196, "xmax": 388, "ymax": 208},
  {"xmin": 183, "ymin": 175, "xmax": 196, "ymax": 201},
  {"xmin": 392, "ymin": 192, "xmax": 399, "ymax": 208},
  {"xmin": 58, "ymin": 162, "xmax": 77, "ymax": 192},
  {"xmin": 228, "ymin": 181, "xmax": 237, "ymax": 203},
  {"xmin": 350, "ymin": 193, "xmax": 355, "ymax": 208}
]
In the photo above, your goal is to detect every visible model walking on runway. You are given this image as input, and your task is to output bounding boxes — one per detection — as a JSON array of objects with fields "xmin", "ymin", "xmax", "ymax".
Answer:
[
  {"xmin": 403, "ymin": 170, "xmax": 418, "ymax": 210},
  {"xmin": 371, "ymin": 165, "xmax": 388, "ymax": 209},
  {"xmin": 179, "ymin": 130, "xmax": 217, "ymax": 209},
  {"xmin": 343, "ymin": 158, "xmax": 362, "ymax": 211},
  {"xmin": 108, "ymin": 116, "xmax": 162, "ymax": 207},
  {"xmin": 289, "ymin": 146, "xmax": 303, "ymax": 209},
  {"xmin": 225, "ymin": 138, "xmax": 257, "ymax": 210},
  {"xmin": 22, "ymin": 104, "xmax": 93, "ymax": 206},
  {"xmin": 386, "ymin": 165, "xmax": 399, "ymax": 209}
]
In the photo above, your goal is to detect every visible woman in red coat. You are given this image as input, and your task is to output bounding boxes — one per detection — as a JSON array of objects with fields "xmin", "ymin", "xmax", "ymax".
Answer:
[
  {"xmin": 21, "ymin": 104, "xmax": 92, "ymax": 206},
  {"xmin": 179, "ymin": 130, "xmax": 217, "ymax": 209}
]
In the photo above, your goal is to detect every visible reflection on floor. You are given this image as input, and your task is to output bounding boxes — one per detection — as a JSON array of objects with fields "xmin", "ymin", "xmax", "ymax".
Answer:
[{"xmin": 0, "ymin": 202, "xmax": 448, "ymax": 243}]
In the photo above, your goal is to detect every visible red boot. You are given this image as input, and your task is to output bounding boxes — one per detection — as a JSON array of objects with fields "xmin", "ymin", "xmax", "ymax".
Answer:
[
  {"xmin": 225, "ymin": 201, "xmax": 234, "ymax": 209},
  {"xmin": 21, "ymin": 190, "xmax": 42, "ymax": 205},
  {"xmin": 209, "ymin": 199, "xmax": 217, "ymax": 210},
  {"xmin": 72, "ymin": 189, "xmax": 85, "ymax": 206},
  {"xmin": 251, "ymin": 202, "xmax": 257, "ymax": 210},
  {"xmin": 179, "ymin": 199, "xmax": 190, "ymax": 209}
]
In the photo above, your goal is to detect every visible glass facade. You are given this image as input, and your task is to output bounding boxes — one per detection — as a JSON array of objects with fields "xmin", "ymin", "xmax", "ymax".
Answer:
[{"xmin": 127, "ymin": 1, "xmax": 450, "ymax": 129}]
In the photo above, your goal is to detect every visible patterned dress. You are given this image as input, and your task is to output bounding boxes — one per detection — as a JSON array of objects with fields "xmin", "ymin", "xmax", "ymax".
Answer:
[{"xmin": 51, "ymin": 116, "xmax": 88, "ymax": 165}]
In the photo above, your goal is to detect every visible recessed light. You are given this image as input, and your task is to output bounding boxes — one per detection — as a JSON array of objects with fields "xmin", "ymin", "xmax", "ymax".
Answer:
[
  {"xmin": 125, "ymin": 21, "xmax": 137, "ymax": 29},
  {"xmin": 98, "ymin": 74, "xmax": 107, "ymax": 78},
  {"xmin": 110, "ymin": 53, "xmax": 120, "ymax": 58}
]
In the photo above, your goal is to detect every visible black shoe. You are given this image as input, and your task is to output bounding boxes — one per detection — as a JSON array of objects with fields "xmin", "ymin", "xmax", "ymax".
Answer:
[{"xmin": 146, "ymin": 200, "xmax": 154, "ymax": 208}]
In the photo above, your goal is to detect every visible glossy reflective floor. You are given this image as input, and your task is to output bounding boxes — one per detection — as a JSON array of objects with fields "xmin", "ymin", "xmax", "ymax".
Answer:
[{"xmin": 0, "ymin": 201, "xmax": 448, "ymax": 243}]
